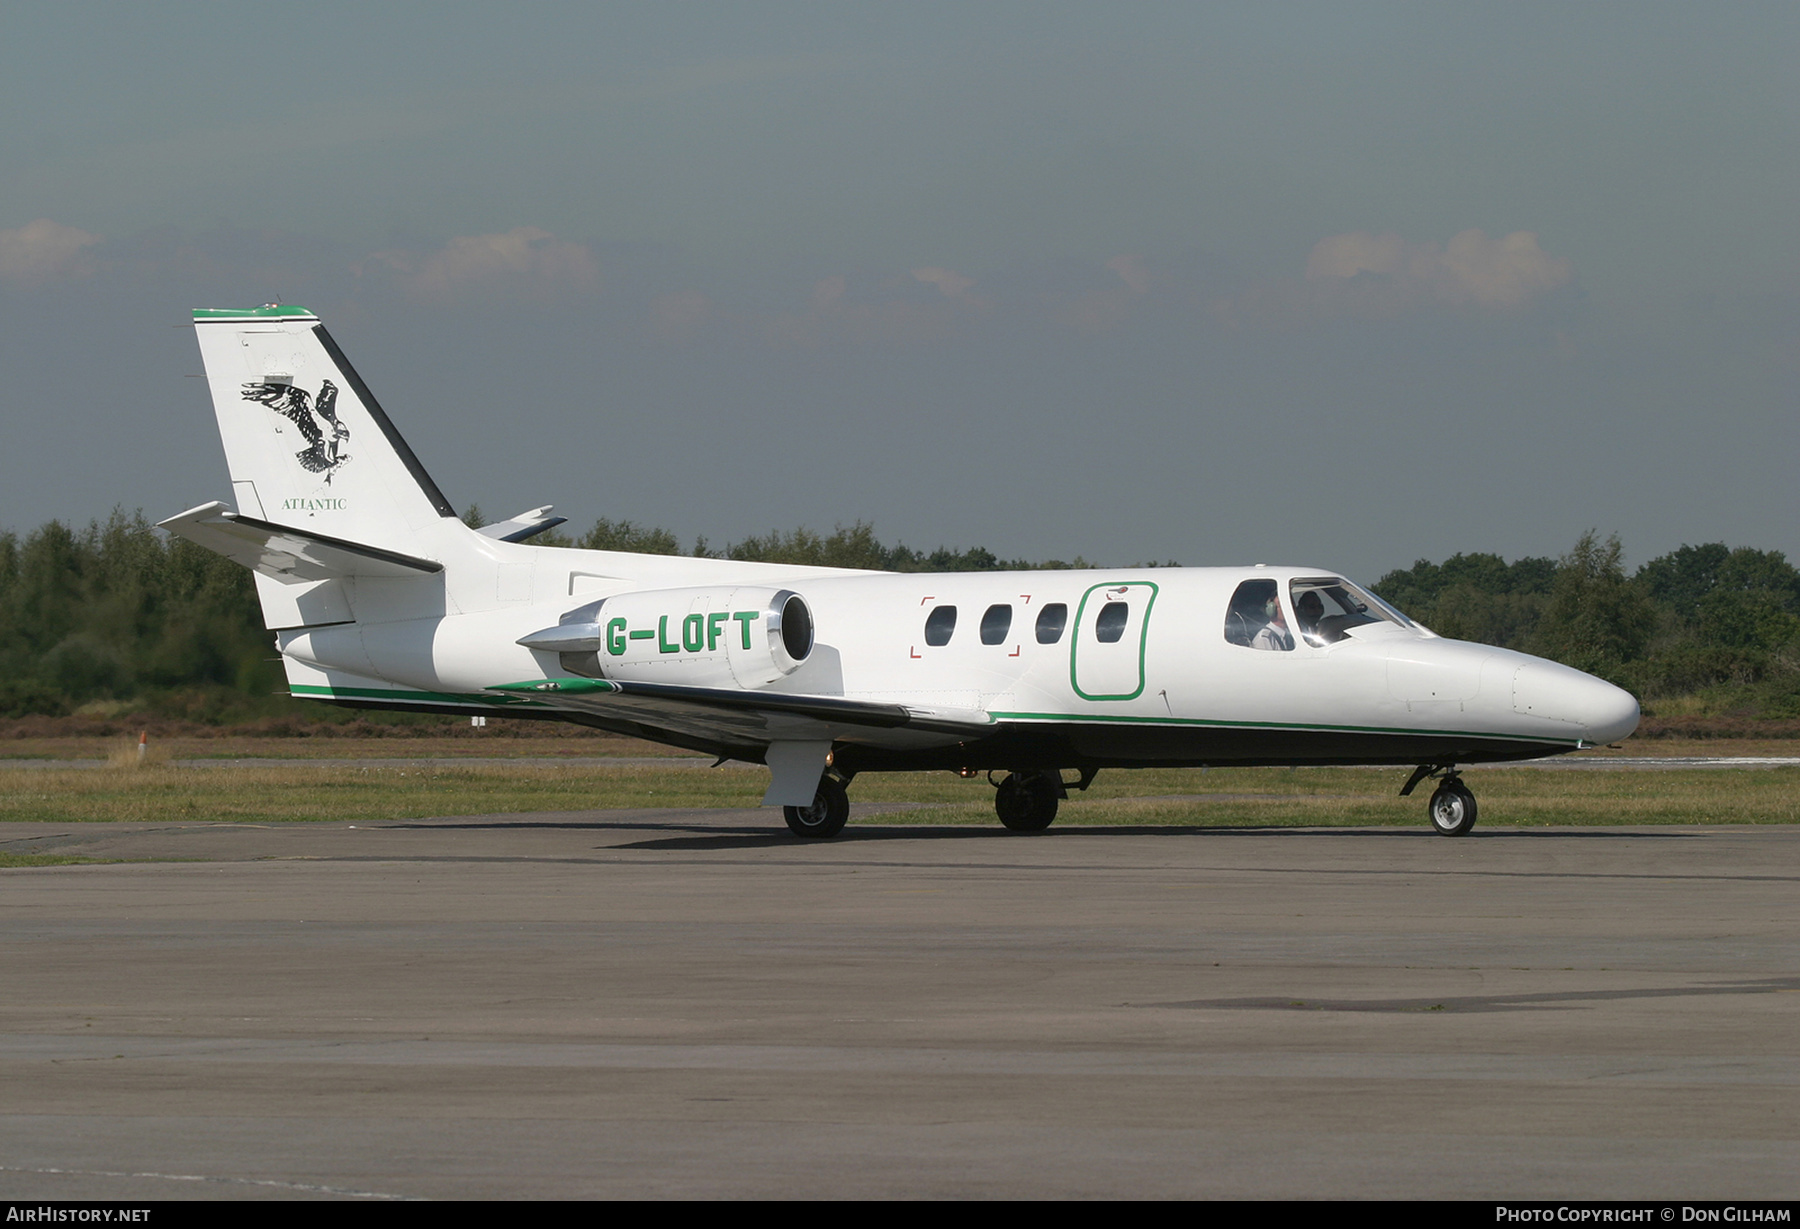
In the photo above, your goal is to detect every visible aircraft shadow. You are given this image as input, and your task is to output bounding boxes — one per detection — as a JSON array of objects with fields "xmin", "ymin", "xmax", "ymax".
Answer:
[
  {"xmin": 607, "ymin": 823, "xmax": 1715, "ymax": 852},
  {"xmin": 386, "ymin": 813, "xmax": 1714, "ymax": 853}
]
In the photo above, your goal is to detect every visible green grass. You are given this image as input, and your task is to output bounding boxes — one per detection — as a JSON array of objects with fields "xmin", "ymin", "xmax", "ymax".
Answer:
[{"xmin": 1, "ymin": 760, "xmax": 1794, "ymax": 827}]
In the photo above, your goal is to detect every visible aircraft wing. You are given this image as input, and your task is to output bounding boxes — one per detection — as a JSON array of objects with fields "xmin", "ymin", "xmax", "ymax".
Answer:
[
  {"xmin": 158, "ymin": 501, "xmax": 442, "ymax": 584},
  {"xmin": 485, "ymin": 676, "xmax": 994, "ymax": 753}
]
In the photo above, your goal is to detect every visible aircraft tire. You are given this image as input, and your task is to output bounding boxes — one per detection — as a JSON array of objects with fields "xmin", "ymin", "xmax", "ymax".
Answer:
[
  {"xmin": 1427, "ymin": 782, "xmax": 1478, "ymax": 837},
  {"xmin": 996, "ymin": 772, "xmax": 1059, "ymax": 833},
  {"xmin": 784, "ymin": 775, "xmax": 850, "ymax": 838}
]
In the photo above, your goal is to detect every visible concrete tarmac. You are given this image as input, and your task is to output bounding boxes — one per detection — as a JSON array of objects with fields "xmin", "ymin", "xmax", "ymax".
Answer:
[{"xmin": 0, "ymin": 812, "xmax": 1796, "ymax": 1200}]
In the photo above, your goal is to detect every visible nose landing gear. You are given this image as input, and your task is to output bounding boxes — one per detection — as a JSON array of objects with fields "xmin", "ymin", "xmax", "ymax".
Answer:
[
  {"xmin": 1426, "ymin": 779, "xmax": 1478, "ymax": 836},
  {"xmin": 1401, "ymin": 764, "xmax": 1478, "ymax": 837}
]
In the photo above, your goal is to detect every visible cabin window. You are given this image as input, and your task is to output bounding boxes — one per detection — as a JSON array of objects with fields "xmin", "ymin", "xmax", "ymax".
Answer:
[
  {"xmin": 1094, "ymin": 601, "xmax": 1130, "ymax": 643},
  {"xmin": 1289, "ymin": 577, "xmax": 1410, "ymax": 646},
  {"xmin": 980, "ymin": 604, "xmax": 1013, "ymax": 645},
  {"xmin": 1224, "ymin": 579, "xmax": 1293, "ymax": 651},
  {"xmin": 923, "ymin": 605, "xmax": 957, "ymax": 646},
  {"xmin": 1035, "ymin": 603, "xmax": 1068, "ymax": 644}
]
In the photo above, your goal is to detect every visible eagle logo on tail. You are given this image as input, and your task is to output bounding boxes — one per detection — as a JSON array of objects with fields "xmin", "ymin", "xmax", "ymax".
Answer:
[{"xmin": 242, "ymin": 380, "xmax": 352, "ymax": 481}]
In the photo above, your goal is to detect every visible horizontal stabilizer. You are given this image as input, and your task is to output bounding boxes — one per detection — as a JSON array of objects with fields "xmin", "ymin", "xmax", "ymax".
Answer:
[
  {"xmin": 476, "ymin": 506, "xmax": 568, "ymax": 544},
  {"xmin": 157, "ymin": 501, "xmax": 443, "ymax": 584}
]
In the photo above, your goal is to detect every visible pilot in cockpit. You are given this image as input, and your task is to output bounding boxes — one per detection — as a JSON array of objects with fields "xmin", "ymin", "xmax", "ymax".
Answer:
[{"xmin": 1252, "ymin": 594, "xmax": 1293, "ymax": 652}]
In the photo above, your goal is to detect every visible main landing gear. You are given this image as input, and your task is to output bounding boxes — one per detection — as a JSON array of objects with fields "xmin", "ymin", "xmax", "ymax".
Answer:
[
  {"xmin": 989, "ymin": 768, "xmax": 1096, "ymax": 833},
  {"xmin": 784, "ymin": 773, "xmax": 850, "ymax": 839},
  {"xmin": 994, "ymin": 771, "xmax": 1061, "ymax": 832},
  {"xmin": 782, "ymin": 766, "xmax": 1099, "ymax": 839},
  {"xmin": 1401, "ymin": 764, "xmax": 1478, "ymax": 837}
]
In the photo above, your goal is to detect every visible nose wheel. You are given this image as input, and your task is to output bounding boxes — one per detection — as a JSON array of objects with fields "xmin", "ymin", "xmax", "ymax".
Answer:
[
  {"xmin": 1427, "ymin": 779, "xmax": 1478, "ymax": 836},
  {"xmin": 1402, "ymin": 764, "xmax": 1478, "ymax": 837}
]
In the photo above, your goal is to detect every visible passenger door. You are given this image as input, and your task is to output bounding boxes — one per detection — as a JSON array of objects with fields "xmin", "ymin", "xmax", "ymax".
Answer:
[{"xmin": 1069, "ymin": 581, "xmax": 1158, "ymax": 701}]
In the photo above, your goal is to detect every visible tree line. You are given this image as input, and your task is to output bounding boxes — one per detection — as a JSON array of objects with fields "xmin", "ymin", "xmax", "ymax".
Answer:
[
  {"xmin": 2, "ymin": 511, "xmax": 1794, "ymax": 722},
  {"xmin": 1373, "ymin": 533, "xmax": 1800, "ymax": 715}
]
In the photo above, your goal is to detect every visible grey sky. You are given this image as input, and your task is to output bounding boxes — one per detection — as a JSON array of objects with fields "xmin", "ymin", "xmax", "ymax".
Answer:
[{"xmin": 1, "ymin": 2, "xmax": 1794, "ymax": 580}]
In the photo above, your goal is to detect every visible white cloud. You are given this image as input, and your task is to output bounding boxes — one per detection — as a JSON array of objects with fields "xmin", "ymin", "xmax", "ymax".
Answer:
[
  {"xmin": 1305, "ymin": 228, "xmax": 1572, "ymax": 310},
  {"xmin": 0, "ymin": 219, "xmax": 101, "ymax": 281},
  {"xmin": 912, "ymin": 266, "xmax": 977, "ymax": 300},
  {"xmin": 1211, "ymin": 228, "xmax": 1574, "ymax": 328},
  {"xmin": 373, "ymin": 227, "xmax": 597, "ymax": 299}
]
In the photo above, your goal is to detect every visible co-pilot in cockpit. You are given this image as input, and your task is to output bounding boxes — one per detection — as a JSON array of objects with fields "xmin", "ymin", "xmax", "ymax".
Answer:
[
  {"xmin": 1294, "ymin": 590, "xmax": 1326, "ymax": 643},
  {"xmin": 1288, "ymin": 577, "xmax": 1413, "ymax": 645},
  {"xmin": 1225, "ymin": 576, "xmax": 1413, "ymax": 652}
]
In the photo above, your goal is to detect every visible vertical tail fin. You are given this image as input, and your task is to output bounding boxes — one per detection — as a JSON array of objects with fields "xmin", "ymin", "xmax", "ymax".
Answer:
[{"xmin": 192, "ymin": 306, "xmax": 458, "ymax": 540}]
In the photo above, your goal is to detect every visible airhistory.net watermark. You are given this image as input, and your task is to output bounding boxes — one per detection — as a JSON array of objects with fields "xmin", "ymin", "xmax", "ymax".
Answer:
[{"xmin": 5, "ymin": 1211, "xmax": 150, "ymax": 1224}]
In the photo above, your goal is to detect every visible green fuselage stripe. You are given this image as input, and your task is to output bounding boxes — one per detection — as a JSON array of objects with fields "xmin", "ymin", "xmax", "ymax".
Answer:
[
  {"xmin": 985, "ymin": 709, "xmax": 1579, "ymax": 745},
  {"xmin": 289, "ymin": 683, "xmax": 545, "ymax": 708}
]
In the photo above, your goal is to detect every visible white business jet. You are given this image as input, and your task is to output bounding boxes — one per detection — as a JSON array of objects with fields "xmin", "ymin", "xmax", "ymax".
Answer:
[{"xmin": 160, "ymin": 306, "xmax": 1639, "ymax": 838}]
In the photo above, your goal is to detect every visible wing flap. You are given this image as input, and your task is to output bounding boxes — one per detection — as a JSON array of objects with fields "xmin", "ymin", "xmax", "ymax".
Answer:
[{"xmin": 485, "ymin": 676, "xmax": 994, "ymax": 750}]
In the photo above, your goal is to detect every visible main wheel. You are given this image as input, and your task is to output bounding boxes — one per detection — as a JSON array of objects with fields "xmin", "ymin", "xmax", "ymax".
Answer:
[
  {"xmin": 995, "ymin": 772, "xmax": 1059, "ymax": 832},
  {"xmin": 784, "ymin": 775, "xmax": 850, "ymax": 838},
  {"xmin": 1427, "ymin": 781, "xmax": 1478, "ymax": 837}
]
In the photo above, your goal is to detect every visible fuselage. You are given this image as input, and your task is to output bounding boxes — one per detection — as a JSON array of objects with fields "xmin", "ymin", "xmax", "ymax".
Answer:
[{"xmin": 277, "ymin": 555, "xmax": 1640, "ymax": 774}]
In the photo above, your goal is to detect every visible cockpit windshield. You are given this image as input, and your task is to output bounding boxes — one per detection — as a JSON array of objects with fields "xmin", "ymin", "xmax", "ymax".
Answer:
[{"xmin": 1288, "ymin": 576, "xmax": 1413, "ymax": 646}]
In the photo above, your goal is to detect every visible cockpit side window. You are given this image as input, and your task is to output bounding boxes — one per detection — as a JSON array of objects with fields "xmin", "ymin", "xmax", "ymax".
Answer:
[
  {"xmin": 1224, "ymin": 579, "xmax": 1293, "ymax": 651},
  {"xmin": 1289, "ymin": 576, "xmax": 1411, "ymax": 646}
]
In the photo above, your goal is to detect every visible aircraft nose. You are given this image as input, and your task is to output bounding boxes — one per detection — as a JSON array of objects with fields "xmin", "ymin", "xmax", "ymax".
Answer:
[
  {"xmin": 1511, "ymin": 659, "xmax": 1641, "ymax": 744},
  {"xmin": 1581, "ymin": 676, "xmax": 1641, "ymax": 745}
]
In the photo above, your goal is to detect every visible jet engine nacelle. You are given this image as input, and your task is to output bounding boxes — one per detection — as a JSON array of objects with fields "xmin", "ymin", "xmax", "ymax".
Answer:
[{"xmin": 517, "ymin": 585, "xmax": 814, "ymax": 690}]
